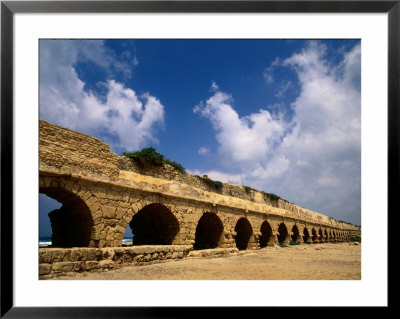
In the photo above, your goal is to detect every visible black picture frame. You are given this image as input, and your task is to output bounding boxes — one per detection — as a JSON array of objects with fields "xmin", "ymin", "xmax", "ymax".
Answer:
[{"xmin": 1, "ymin": 0, "xmax": 395, "ymax": 317}]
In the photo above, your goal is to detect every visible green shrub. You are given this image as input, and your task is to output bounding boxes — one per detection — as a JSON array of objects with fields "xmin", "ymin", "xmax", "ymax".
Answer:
[
  {"xmin": 279, "ymin": 243, "xmax": 289, "ymax": 248},
  {"xmin": 289, "ymin": 240, "xmax": 299, "ymax": 245},
  {"xmin": 213, "ymin": 181, "xmax": 223, "ymax": 190},
  {"xmin": 243, "ymin": 185, "xmax": 256, "ymax": 194},
  {"xmin": 122, "ymin": 147, "xmax": 186, "ymax": 173},
  {"xmin": 164, "ymin": 159, "xmax": 185, "ymax": 174},
  {"xmin": 266, "ymin": 193, "xmax": 280, "ymax": 201}
]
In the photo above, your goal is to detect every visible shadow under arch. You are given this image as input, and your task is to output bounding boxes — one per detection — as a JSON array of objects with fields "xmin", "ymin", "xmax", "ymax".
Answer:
[
  {"xmin": 291, "ymin": 225, "xmax": 300, "ymax": 242},
  {"xmin": 278, "ymin": 222, "xmax": 288, "ymax": 244},
  {"xmin": 318, "ymin": 228, "xmax": 324, "ymax": 242},
  {"xmin": 40, "ymin": 186, "xmax": 93, "ymax": 247},
  {"xmin": 303, "ymin": 227, "xmax": 310, "ymax": 242},
  {"xmin": 312, "ymin": 228, "xmax": 318, "ymax": 242},
  {"xmin": 234, "ymin": 217, "xmax": 253, "ymax": 250},
  {"xmin": 194, "ymin": 212, "xmax": 224, "ymax": 250},
  {"xmin": 129, "ymin": 203, "xmax": 179, "ymax": 245},
  {"xmin": 259, "ymin": 221, "xmax": 272, "ymax": 248}
]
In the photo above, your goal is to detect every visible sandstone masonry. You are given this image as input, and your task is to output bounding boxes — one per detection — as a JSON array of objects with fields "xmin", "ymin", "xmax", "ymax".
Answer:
[{"xmin": 39, "ymin": 120, "xmax": 361, "ymax": 278}]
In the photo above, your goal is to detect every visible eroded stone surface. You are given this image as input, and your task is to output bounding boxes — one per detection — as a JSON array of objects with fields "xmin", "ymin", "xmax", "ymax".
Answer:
[{"xmin": 39, "ymin": 120, "xmax": 361, "ymax": 278}]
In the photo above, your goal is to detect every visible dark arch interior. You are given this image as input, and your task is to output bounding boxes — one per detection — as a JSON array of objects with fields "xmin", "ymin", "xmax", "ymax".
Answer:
[
  {"xmin": 129, "ymin": 203, "xmax": 179, "ymax": 245},
  {"xmin": 324, "ymin": 230, "xmax": 328, "ymax": 240},
  {"xmin": 234, "ymin": 217, "xmax": 253, "ymax": 250},
  {"xmin": 194, "ymin": 212, "xmax": 224, "ymax": 250},
  {"xmin": 291, "ymin": 225, "xmax": 300, "ymax": 242},
  {"xmin": 40, "ymin": 187, "xmax": 93, "ymax": 247},
  {"xmin": 319, "ymin": 229, "xmax": 323, "ymax": 241},
  {"xmin": 303, "ymin": 228, "xmax": 310, "ymax": 242},
  {"xmin": 259, "ymin": 221, "xmax": 272, "ymax": 248},
  {"xmin": 312, "ymin": 229, "xmax": 317, "ymax": 242},
  {"xmin": 278, "ymin": 223, "xmax": 288, "ymax": 244}
]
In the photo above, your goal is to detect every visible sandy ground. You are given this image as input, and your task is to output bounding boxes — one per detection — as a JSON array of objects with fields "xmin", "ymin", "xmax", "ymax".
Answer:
[{"xmin": 53, "ymin": 242, "xmax": 360, "ymax": 280}]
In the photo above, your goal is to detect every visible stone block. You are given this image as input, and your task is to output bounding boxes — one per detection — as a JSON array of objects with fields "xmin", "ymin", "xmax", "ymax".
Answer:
[
  {"xmin": 39, "ymin": 263, "xmax": 52, "ymax": 275},
  {"xmin": 72, "ymin": 261, "xmax": 85, "ymax": 272},
  {"xmin": 102, "ymin": 206, "xmax": 116, "ymax": 219},
  {"xmin": 172, "ymin": 252, "xmax": 179, "ymax": 259},
  {"xmin": 39, "ymin": 250, "xmax": 53, "ymax": 264},
  {"xmin": 52, "ymin": 262, "xmax": 74, "ymax": 273},
  {"xmin": 70, "ymin": 249, "xmax": 83, "ymax": 261},
  {"xmin": 84, "ymin": 261, "xmax": 100, "ymax": 270},
  {"xmin": 98, "ymin": 260, "xmax": 116, "ymax": 269},
  {"xmin": 51, "ymin": 250, "xmax": 66, "ymax": 262},
  {"xmin": 151, "ymin": 253, "xmax": 159, "ymax": 260},
  {"xmin": 133, "ymin": 254, "xmax": 144, "ymax": 263}
]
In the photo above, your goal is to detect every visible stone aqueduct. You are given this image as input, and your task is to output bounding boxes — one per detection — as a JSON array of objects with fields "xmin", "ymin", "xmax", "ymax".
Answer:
[{"xmin": 39, "ymin": 120, "xmax": 361, "ymax": 253}]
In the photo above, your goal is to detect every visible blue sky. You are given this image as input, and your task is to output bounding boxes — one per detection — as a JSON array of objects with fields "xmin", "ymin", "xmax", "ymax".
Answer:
[{"xmin": 39, "ymin": 39, "xmax": 361, "ymax": 237}]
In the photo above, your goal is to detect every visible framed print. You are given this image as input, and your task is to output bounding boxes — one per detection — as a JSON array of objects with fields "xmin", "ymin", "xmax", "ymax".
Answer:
[{"xmin": 1, "ymin": 0, "xmax": 396, "ymax": 316}]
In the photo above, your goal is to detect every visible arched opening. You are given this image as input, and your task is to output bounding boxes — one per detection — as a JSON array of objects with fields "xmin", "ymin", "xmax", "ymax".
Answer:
[
  {"xmin": 40, "ymin": 186, "xmax": 93, "ymax": 247},
  {"xmin": 291, "ymin": 225, "xmax": 300, "ymax": 242},
  {"xmin": 318, "ymin": 228, "xmax": 324, "ymax": 242},
  {"xmin": 259, "ymin": 221, "xmax": 272, "ymax": 248},
  {"xmin": 303, "ymin": 228, "xmax": 310, "ymax": 243},
  {"xmin": 194, "ymin": 212, "xmax": 224, "ymax": 250},
  {"xmin": 129, "ymin": 203, "xmax": 179, "ymax": 245},
  {"xmin": 312, "ymin": 228, "xmax": 317, "ymax": 242},
  {"xmin": 324, "ymin": 230, "xmax": 329, "ymax": 241},
  {"xmin": 234, "ymin": 217, "xmax": 253, "ymax": 250},
  {"xmin": 278, "ymin": 223, "xmax": 288, "ymax": 244},
  {"xmin": 39, "ymin": 193, "xmax": 61, "ymax": 247}
]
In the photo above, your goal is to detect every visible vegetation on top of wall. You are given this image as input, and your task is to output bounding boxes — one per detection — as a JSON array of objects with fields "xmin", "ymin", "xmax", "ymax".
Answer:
[
  {"xmin": 122, "ymin": 147, "xmax": 186, "ymax": 174},
  {"xmin": 243, "ymin": 185, "xmax": 287, "ymax": 203},
  {"xmin": 265, "ymin": 192, "xmax": 281, "ymax": 201},
  {"xmin": 197, "ymin": 174, "xmax": 223, "ymax": 191},
  {"xmin": 213, "ymin": 180, "xmax": 223, "ymax": 190}
]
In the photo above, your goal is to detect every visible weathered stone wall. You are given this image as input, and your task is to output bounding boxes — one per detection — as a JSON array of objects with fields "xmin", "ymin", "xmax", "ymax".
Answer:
[
  {"xmin": 39, "ymin": 120, "xmax": 119, "ymax": 181},
  {"xmin": 118, "ymin": 156, "xmax": 352, "ymax": 229},
  {"xmin": 39, "ymin": 245, "xmax": 193, "ymax": 279},
  {"xmin": 39, "ymin": 120, "xmax": 361, "ymax": 251}
]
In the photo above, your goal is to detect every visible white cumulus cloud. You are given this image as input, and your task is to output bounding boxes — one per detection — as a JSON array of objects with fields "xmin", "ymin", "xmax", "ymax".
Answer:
[
  {"xmin": 194, "ymin": 41, "xmax": 361, "ymax": 224},
  {"xmin": 39, "ymin": 40, "xmax": 164, "ymax": 152},
  {"xmin": 188, "ymin": 169, "xmax": 243, "ymax": 185},
  {"xmin": 193, "ymin": 90, "xmax": 288, "ymax": 170}
]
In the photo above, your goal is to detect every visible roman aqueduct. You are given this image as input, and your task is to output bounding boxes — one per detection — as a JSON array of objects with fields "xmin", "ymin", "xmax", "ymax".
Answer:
[{"xmin": 39, "ymin": 120, "xmax": 361, "ymax": 277}]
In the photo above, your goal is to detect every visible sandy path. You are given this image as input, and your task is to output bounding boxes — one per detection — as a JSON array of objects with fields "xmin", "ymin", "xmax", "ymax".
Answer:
[{"xmin": 54, "ymin": 242, "xmax": 361, "ymax": 280}]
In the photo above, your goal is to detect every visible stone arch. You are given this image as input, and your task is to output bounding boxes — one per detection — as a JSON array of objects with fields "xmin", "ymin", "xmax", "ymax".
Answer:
[
  {"xmin": 194, "ymin": 212, "xmax": 224, "ymax": 250},
  {"xmin": 40, "ymin": 186, "xmax": 94, "ymax": 247},
  {"xmin": 312, "ymin": 228, "xmax": 318, "ymax": 242},
  {"xmin": 128, "ymin": 203, "xmax": 180, "ymax": 245},
  {"xmin": 259, "ymin": 221, "xmax": 273, "ymax": 248},
  {"xmin": 234, "ymin": 217, "xmax": 253, "ymax": 250},
  {"xmin": 277, "ymin": 222, "xmax": 288, "ymax": 244},
  {"xmin": 291, "ymin": 225, "xmax": 300, "ymax": 242},
  {"xmin": 303, "ymin": 227, "xmax": 310, "ymax": 243}
]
